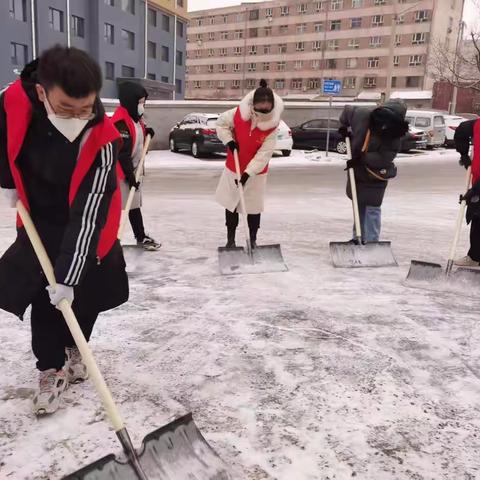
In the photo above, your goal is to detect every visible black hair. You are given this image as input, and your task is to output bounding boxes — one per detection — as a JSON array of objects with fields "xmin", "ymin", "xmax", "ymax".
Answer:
[
  {"xmin": 118, "ymin": 81, "xmax": 149, "ymax": 122},
  {"xmin": 37, "ymin": 45, "xmax": 102, "ymax": 98},
  {"xmin": 253, "ymin": 79, "xmax": 274, "ymax": 108}
]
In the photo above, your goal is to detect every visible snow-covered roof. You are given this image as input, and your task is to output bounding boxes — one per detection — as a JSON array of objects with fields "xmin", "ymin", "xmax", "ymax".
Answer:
[
  {"xmin": 357, "ymin": 91, "xmax": 382, "ymax": 100},
  {"xmin": 391, "ymin": 90, "xmax": 433, "ymax": 100}
]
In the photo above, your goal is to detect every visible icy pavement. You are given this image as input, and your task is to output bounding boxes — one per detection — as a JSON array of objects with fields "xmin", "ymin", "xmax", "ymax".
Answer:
[{"xmin": 1, "ymin": 149, "xmax": 480, "ymax": 479}]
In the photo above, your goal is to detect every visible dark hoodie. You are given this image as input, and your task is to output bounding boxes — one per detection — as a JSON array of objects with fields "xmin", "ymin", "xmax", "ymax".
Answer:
[{"xmin": 118, "ymin": 81, "xmax": 148, "ymax": 123}]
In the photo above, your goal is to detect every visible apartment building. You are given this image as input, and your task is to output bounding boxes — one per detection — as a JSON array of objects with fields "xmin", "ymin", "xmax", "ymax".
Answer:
[
  {"xmin": 185, "ymin": 0, "xmax": 464, "ymax": 100},
  {"xmin": 2, "ymin": 0, "xmax": 189, "ymax": 98}
]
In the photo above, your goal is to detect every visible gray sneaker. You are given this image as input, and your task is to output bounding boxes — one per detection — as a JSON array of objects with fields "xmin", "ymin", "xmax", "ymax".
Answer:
[
  {"xmin": 32, "ymin": 368, "xmax": 68, "ymax": 415},
  {"xmin": 65, "ymin": 347, "xmax": 88, "ymax": 384},
  {"xmin": 454, "ymin": 255, "xmax": 480, "ymax": 268}
]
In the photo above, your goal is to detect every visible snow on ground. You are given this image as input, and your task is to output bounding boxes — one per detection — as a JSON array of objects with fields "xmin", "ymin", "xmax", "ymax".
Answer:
[{"xmin": 1, "ymin": 149, "xmax": 480, "ymax": 480}]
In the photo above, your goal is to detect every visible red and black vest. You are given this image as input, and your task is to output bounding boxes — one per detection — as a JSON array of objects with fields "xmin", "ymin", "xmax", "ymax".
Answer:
[
  {"xmin": 4, "ymin": 80, "xmax": 121, "ymax": 259},
  {"xmin": 225, "ymin": 108, "xmax": 277, "ymax": 175}
]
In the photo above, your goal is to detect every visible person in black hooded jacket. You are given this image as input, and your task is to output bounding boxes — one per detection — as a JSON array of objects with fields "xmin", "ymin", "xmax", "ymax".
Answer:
[
  {"xmin": 339, "ymin": 100, "xmax": 408, "ymax": 242},
  {"xmin": 112, "ymin": 82, "xmax": 160, "ymax": 250}
]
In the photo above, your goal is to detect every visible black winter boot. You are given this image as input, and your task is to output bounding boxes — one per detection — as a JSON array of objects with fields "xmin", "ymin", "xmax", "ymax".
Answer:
[{"xmin": 226, "ymin": 226, "xmax": 236, "ymax": 248}]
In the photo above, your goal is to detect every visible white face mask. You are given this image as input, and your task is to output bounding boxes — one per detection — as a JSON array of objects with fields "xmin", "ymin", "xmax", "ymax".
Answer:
[
  {"xmin": 43, "ymin": 96, "xmax": 89, "ymax": 143},
  {"xmin": 138, "ymin": 103, "xmax": 145, "ymax": 117}
]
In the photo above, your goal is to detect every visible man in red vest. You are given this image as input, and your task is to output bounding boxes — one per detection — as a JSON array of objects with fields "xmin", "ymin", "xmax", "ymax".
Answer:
[
  {"xmin": 215, "ymin": 79, "xmax": 284, "ymax": 248},
  {"xmin": 0, "ymin": 46, "xmax": 128, "ymax": 415},
  {"xmin": 454, "ymin": 119, "xmax": 480, "ymax": 267}
]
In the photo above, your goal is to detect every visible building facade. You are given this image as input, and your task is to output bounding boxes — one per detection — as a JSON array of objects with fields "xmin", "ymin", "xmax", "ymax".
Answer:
[
  {"xmin": 185, "ymin": 0, "xmax": 464, "ymax": 100},
  {"xmin": 3, "ymin": 0, "xmax": 188, "ymax": 98}
]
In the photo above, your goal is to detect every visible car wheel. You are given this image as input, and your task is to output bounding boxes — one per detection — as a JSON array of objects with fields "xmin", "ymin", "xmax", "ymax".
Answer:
[
  {"xmin": 281, "ymin": 150, "xmax": 291, "ymax": 157},
  {"xmin": 336, "ymin": 140, "xmax": 347, "ymax": 154},
  {"xmin": 191, "ymin": 141, "xmax": 202, "ymax": 158},
  {"xmin": 169, "ymin": 138, "xmax": 178, "ymax": 152}
]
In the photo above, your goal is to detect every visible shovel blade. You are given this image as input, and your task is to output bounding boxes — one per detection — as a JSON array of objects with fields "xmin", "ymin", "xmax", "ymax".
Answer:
[
  {"xmin": 218, "ymin": 244, "xmax": 287, "ymax": 275},
  {"xmin": 406, "ymin": 260, "xmax": 443, "ymax": 282},
  {"xmin": 63, "ymin": 414, "xmax": 231, "ymax": 480},
  {"xmin": 329, "ymin": 241, "xmax": 397, "ymax": 268},
  {"xmin": 452, "ymin": 267, "xmax": 480, "ymax": 284}
]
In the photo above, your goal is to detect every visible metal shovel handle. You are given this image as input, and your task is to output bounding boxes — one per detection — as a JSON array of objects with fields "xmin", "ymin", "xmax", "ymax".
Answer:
[
  {"xmin": 17, "ymin": 200, "xmax": 125, "ymax": 432},
  {"xmin": 346, "ymin": 138, "xmax": 362, "ymax": 241},
  {"xmin": 446, "ymin": 166, "xmax": 472, "ymax": 275},
  {"xmin": 233, "ymin": 149, "xmax": 252, "ymax": 256},
  {"xmin": 118, "ymin": 134, "xmax": 152, "ymax": 240}
]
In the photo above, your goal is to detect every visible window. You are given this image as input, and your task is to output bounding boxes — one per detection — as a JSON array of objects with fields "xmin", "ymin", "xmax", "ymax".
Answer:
[
  {"xmin": 393, "ymin": 55, "xmax": 399, "ymax": 66},
  {"xmin": 274, "ymin": 79, "xmax": 285, "ymax": 89},
  {"xmin": 311, "ymin": 59, "xmax": 321, "ymax": 70},
  {"xmin": 232, "ymin": 80, "xmax": 241, "ymax": 89},
  {"xmin": 409, "ymin": 55, "xmax": 423, "ymax": 66},
  {"xmin": 148, "ymin": 8, "xmax": 157, "ymax": 26},
  {"xmin": 328, "ymin": 40, "xmax": 339, "ymax": 50},
  {"xmin": 298, "ymin": 3, "xmax": 307, "ymax": 14},
  {"xmin": 327, "ymin": 59, "xmax": 337, "ymax": 69},
  {"xmin": 313, "ymin": 41, "xmax": 322, "ymax": 51},
  {"xmin": 147, "ymin": 73, "xmax": 156, "ymax": 80},
  {"xmin": 236, "ymin": 13, "xmax": 244, "ymax": 22},
  {"xmin": 162, "ymin": 14, "xmax": 170, "ymax": 32},
  {"xmin": 370, "ymin": 36, "xmax": 382, "ymax": 48},
  {"xmin": 351, "ymin": 18, "xmax": 361, "ymax": 29},
  {"xmin": 294, "ymin": 60, "xmax": 303, "ymax": 70},
  {"xmin": 104, "ymin": 23, "xmax": 114, "ymax": 44},
  {"xmin": 234, "ymin": 47, "xmax": 242, "ymax": 56},
  {"xmin": 221, "ymin": 31, "xmax": 229, "ymax": 40},
  {"xmin": 391, "ymin": 77, "xmax": 397, "ymax": 88},
  {"xmin": 219, "ymin": 48, "xmax": 227, "ymax": 56},
  {"xmin": 278, "ymin": 44, "xmax": 287, "ymax": 54},
  {"xmin": 177, "ymin": 0, "xmax": 184, "ymax": 8},
  {"xmin": 249, "ymin": 9, "xmax": 259, "ymax": 20},
  {"xmin": 352, "ymin": 0, "xmax": 362, "ymax": 7},
  {"xmin": 367, "ymin": 57, "xmax": 379, "ymax": 68},
  {"xmin": 412, "ymin": 33, "xmax": 426, "ymax": 45},
  {"xmin": 331, "ymin": 20, "xmax": 341, "ymax": 31},
  {"xmin": 207, "ymin": 80, "xmax": 214, "ymax": 89},
  {"xmin": 263, "ymin": 62, "xmax": 270, "ymax": 71},
  {"xmin": 395, "ymin": 34, "xmax": 401, "ymax": 46},
  {"xmin": 248, "ymin": 63, "xmax": 256, "ymax": 72},
  {"xmin": 434, "ymin": 116, "xmax": 445, "ymax": 127},
  {"xmin": 176, "ymin": 50, "xmax": 183, "ymax": 66},
  {"xmin": 247, "ymin": 79, "xmax": 256, "ymax": 89},
  {"xmin": 249, "ymin": 46, "xmax": 257, "ymax": 55},
  {"xmin": 148, "ymin": 41, "xmax": 156, "ymax": 58},
  {"xmin": 222, "ymin": 14, "xmax": 228, "ymax": 23},
  {"xmin": 121, "ymin": 65, "xmax": 135, "ymax": 77},
  {"xmin": 196, "ymin": 33, "xmax": 203, "ymax": 42},
  {"xmin": 196, "ymin": 18, "xmax": 203, "ymax": 26},
  {"xmin": 265, "ymin": 7, "xmax": 273, "ymax": 17},
  {"xmin": 219, "ymin": 64, "xmax": 226, "ymax": 72},
  {"xmin": 276, "ymin": 61, "xmax": 286, "ymax": 71},
  {"xmin": 9, "ymin": 0, "xmax": 27, "ymax": 21},
  {"xmin": 346, "ymin": 58, "xmax": 357, "ymax": 69},
  {"xmin": 292, "ymin": 79, "xmax": 303, "ymax": 89},
  {"xmin": 297, "ymin": 23, "xmax": 307, "ymax": 34},
  {"xmin": 177, "ymin": 21, "xmax": 184, "ymax": 37},
  {"xmin": 331, "ymin": 0, "xmax": 343, "ymax": 10},
  {"xmin": 161, "ymin": 76, "xmax": 169, "ymax": 83},
  {"xmin": 415, "ymin": 10, "xmax": 429, "ymax": 22},
  {"xmin": 308, "ymin": 79, "xmax": 319, "ymax": 90},
  {"xmin": 296, "ymin": 42, "xmax": 305, "ymax": 52},
  {"xmin": 120, "ymin": 0, "xmax": 134, "ymax": 14},
  {"xmin": 249, "ymin": 28, "xmax": 258, "ymax": 38},
  {"xmin": 406, "ymin": 76, "xmax": 421, "ymax": 88},
  {"xmin": 234, "ymin": 30, "xmax": 243, "ymax": 39},
  {"xmin": 315, "ymin": 23, "xmax": 323, "ymax": 32},
  {"xmin": 194, "ymin": 80, "xmax": 201, "ymax": 89},
  {"xmin": 161, "ymin": 46, "xmax": 169, "ymax": 62},
  {"xmin": 218, "ymin": 81, "xmax": 225, "ymax": 89},
  {"xmin": 208, "ymin": 65, "xmax": 214, "ymax": 73},
  {"xmin": 316, "ymin": 1, "xmax": 326, "ymax": 11},
  {"xmin": 264, "ymin": 45, "xmax": 271, "ymax": 54},
  {"xmin": 396, "ymin": 14, "xmax": 405, "ymax": 25},
  {"xmin": 49, "ymin": 8, "xmax": 64, "ymax": 32},
  {"xmin": 372, "ymin": 15, "xmax": 383, "ymax": 27},
  {"xmin": 348, "ymin": 38, "xmax": 359, "ymax": 49},
  {"xmin": 71, "ymin": 15, "xmax": 85, "ymax": 38},
  {"xmin": 233, "ymin": 63, "xmax": 241, "ymax": 72},
  {"xmin": 121, "ymin": 30, "xmax": 135, "ymax": 50},
  {"xmin": 10, "ymin": 42, "xmax": 27, "ymax": 66},
  {"xmin": 105, "ymin": 62, "xmax": 114, "ymax": 80},
  {"xmin": 265, "ymin": 27, "xmax": 272, "ymax": 36},
  {"xmin": 104, "ymin": 0, "xmax": 114, "ymax": 4},
  {"xmin": 208, "ymin": 16, "xmax": 215, "ymax": 25},
  {"xmin": 208, "ymin": 48, "xmax": 214, "ymax": 57},
  {"xmin": 374, "ymin": 0, "xmax": 386, "ymax": 4},
  {"xmin": 344, "ymin": 77, "xmax": 356, "ymax": 89},
  {"xmin": 280, "ymin": 6, "xmax": 289, "ymax": 16},
  {"xmin": 364, "ymin": 77, "xmax": 376, "ymax": 88}
]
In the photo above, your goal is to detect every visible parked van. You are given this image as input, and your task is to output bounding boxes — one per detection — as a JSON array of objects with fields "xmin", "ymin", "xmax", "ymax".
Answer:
[{"xmin": 405, "ymin": 110, "xmax": 446, "ymax": 148}]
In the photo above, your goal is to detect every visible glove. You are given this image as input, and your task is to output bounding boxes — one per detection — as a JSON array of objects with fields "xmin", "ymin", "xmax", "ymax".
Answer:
[
  {"xmin": 235, "ymin": 172, "xmax": 250, "ymax": 186},
  {"xmin": 460, "ymin": 185, "xmax": 480, "ymax": 205},
  {"xmin": 47, "ymin": 284, "xmax": 74, "ymax": 309},
  {"xmin": 459, "ymin": 154, "xmax": 471, "ymax": 169},
  {"xmin": 1, "ymin": 188, "xmax": 18, "ymax": 208},
  {"xmin": 345, "ymin": 158, "xmax": 361, "ymax": 170},
  {"xmin": 227, "ymin": 141, "xmax": 239, "ymax": 154},
  {"xmin": 145, "ymin": 127, "xmax": 155, "ymax": 139},
  {"xmin": 126, "ymin": 173, "xmax": 140, "ymax": 190},
  {"xmin": 338, "ymin": 126, "xmax": 350, "ymax": 139}
]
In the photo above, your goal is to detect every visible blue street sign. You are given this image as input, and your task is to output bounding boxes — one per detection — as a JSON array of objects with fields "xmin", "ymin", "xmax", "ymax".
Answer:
[{"xmin": 323, "ymin": 79, "xmax": 342, "ymax": 95}]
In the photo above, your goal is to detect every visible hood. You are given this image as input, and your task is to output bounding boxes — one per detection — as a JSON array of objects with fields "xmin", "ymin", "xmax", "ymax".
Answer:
[
  {"xmin": 381, "ymin": 100, "xmax": 407, "ymax": 119},
  {"xmin": 118, "ymin": 81, "xmax": 148, "ymax": 122},
  {"xmin": 19, "ymin": 59, "xmax": 105, "ymax": 127},
  {"xmin": 238, "ymin": 90, "xmax": 284, "ymax": 131}
]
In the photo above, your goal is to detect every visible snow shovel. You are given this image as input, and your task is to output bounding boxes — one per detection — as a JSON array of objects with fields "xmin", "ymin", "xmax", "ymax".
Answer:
[
  {"xmin": 16, "ymin": 201, "xmax": 231, "ymax": 480},
  {"xmin": 218, "ymin": 150, "xmax": 287, "ymax": 275},
  {"xmin": 406, "ymin": 166, "xmax": 480, "ymax": 284},
  {"xmin": 329, "ymin": 137, "xmax": 397, "ymax": 268}
]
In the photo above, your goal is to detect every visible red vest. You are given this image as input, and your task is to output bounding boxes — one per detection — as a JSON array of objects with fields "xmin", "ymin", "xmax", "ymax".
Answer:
[
  {"xmin": 111, "ymin": 106, "xmax": 146, "ymax": 179},
  {"xmin": 473, "ymin": 120, "xmax": 480, "ymax": 184},
  {"xmin": 4, "ymin": 80, "xmax": 121, "ymax": 259},
  {"xmin": 225, "ymin": 108, "xmax": 276, "ymax": 175}
]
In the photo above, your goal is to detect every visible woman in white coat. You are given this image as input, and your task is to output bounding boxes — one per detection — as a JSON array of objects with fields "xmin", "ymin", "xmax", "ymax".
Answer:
[{"xmin": 215, "ymin": 79, "xmax": 284, "ymax": 248}]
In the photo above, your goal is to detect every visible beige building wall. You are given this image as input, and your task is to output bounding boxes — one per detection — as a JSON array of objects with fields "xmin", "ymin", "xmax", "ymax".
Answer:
[{"xmin": 185, "ymin": 0, "xmax": 464, "ymax": 100}]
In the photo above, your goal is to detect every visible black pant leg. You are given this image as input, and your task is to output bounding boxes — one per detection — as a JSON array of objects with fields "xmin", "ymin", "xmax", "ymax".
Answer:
[
  {"xmin": 31, "ymin": 289, "xmax": 69, "ymax": 371},
  {"xmin": 468, "ymin": 217, "xmax": 480, "ymax": 261},
  {"xmin": 247, "ymin": 214, "xmax": 261, "ymax": 242},
  {"xmin": 129, "ymin": 208, "xmax": 146, "ymax": 241},
  {"xmin": 64, "ymin": 310, "xmax": 99, "ymax": 348},
  {"xmin": 225, "ymin": 209, "xmax": 239, "ymax": 243}
]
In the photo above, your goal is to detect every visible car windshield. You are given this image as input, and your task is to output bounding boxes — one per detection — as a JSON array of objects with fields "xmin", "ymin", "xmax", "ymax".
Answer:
[
  {"xmin": 206, "ymin": 118, "xmax": 218, "ymax": 127},
  {"xmin": 434, "ymin": 116, "xmax": 445, "ymax": 126},
  {"xmin": 414, "ymin": 117, "xmax": 431, "ymax": 128}
]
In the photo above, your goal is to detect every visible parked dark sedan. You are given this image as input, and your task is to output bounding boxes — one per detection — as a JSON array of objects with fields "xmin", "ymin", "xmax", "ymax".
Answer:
[
  {"xmin": 292, "ymin": 118, "xmax": 427, "ymax": 154},
  {"xmin": 169, "ymin": 113, "xmax": 226, "ymax": 158}
]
